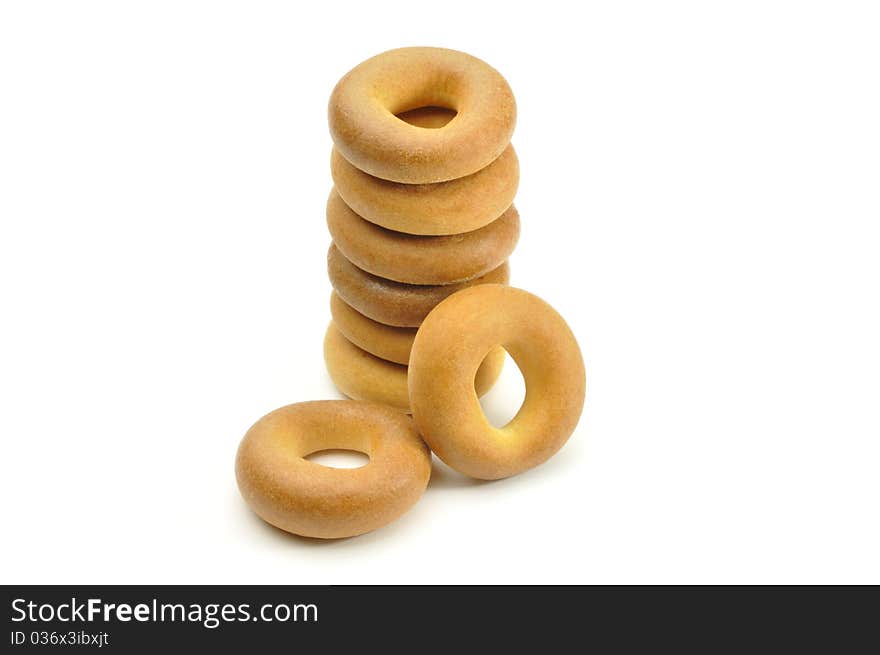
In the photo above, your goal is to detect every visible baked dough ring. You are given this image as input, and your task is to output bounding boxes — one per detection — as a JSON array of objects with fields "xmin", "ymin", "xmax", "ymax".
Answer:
[
  {"xmin": 328, "ymin": 47, "xmax": 516, "ymax": 183},
  {"xmin": 235, "ymin": 400, "xmax": 431, "ymax": 539},
  {"xmin": 330, "ymin": 292, "xmax": 415, "ymax": 365},
  {"xmin": 330, "ymin": 145, "xmax": 519, "ymax": 236},
  {"xmin": 327, "ymin": 244, "xmax": 510, "ymax": 327},
  {"xmin": 409, "ymin": 285, "xmax": 586, "ymax": 480},
  {"xmin": 327, "ymin": 190, "xmax": 519, "ymax": 284},
  {"xmin": 324, "ymin": 323, "xmax": 505, "ymax": 413}
]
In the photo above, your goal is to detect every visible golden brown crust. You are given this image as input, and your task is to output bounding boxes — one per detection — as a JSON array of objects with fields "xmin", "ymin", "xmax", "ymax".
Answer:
[
  {"xmin": 330, "ymin": 145, "xmax": 519, "ymax": 236},
  {"xmin": 324, "ymin": 323, "xmax": 505, "ymax": 413},
  {"xmin": 328, "ymin": 47, "xmax": 516, "ymax": 183},
  {"xmin": 235, "ymin": 400, "xmax": 431, "ymax": 539},
  {"xmin": 330, "ymin": 291, "xmax": 416, "ymax": 365},
  {"xmin": 327, "ymin": 190, "xmax": 519, "ymax": 284},
  {"xmin": 409, "ymin": 285, "xmax": 586, "ymax": 480},
  {"xmin": 327, "ymin": 244, "xmax": 510, "ymax": 327}
]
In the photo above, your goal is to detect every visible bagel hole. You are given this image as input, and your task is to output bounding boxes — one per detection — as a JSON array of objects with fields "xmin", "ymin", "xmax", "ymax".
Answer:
[
  {"xmin": 304, "ymin": 449, "xmax": 370, "ymax": 469},
  {"xmin": 395, "ymin": 105, "xmax": 457, "ymax": 129},
  {"xmin": 479, "ymin": 355, "xmax": 526, "ymax": 429}
]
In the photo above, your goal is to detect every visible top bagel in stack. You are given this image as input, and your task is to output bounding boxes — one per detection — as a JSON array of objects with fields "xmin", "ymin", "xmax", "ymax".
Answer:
[{"xmin": 329, "ymin": 46, "xmax": 516, "ymax": 185}]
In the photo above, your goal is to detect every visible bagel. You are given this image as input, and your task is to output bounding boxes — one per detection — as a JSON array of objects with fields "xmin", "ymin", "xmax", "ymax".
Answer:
[
  {"xmin": 328, "ymin": 47, "xmax": 516, "ymax": 183},
  {"xmin": 324, "ymin": 323, "xmax": 505, "ymax": 413},
  {"xmin": 330, "ymin": 291, "xmax": 415, "ymax": 365},
  {"xmin": 327, "ymin": 190, "xmax": 519, "ymax": 284},
  {"xmin": 327, "ymin": 244, "xmax": 510, "ymax": 327},
  {"xmin": 408, "ymin": 285, "xmax": 585, "ymax": 480},
  {"xmin": 235, "ymin": 400, "xmax": 431, "ymax": 539},
  {"xmin": 330, "ymin": 145, "xmax": 519, "ymax": 236}
]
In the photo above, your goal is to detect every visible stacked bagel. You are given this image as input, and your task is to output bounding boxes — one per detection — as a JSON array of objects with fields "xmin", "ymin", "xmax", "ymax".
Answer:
[{"xmin": 323, "ymin": 47, "xmax": 520, "ymax": 412}]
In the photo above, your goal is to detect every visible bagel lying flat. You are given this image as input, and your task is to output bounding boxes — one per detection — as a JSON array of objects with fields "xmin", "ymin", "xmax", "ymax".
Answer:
[
  {"xmin": 330, "ymin": 291, "xmax": 416, "ymax": 365},
  {"xmin": 327, "ymin": 243, "xmax": 510, "ymax": 327},
  {"xmin": 327, "ymin": 190, "xmax": 519, "ymax": 284},
  {"xmin": 330, "ymin": 145, "xmax": 519, "ymax": 236},
  {"xmin": 235, "ymin": 400, "xmax": 431, "ymax": 539},
  {"xmin": 328, "ymin": 47, "xmax": 516, "ymax": 183}
]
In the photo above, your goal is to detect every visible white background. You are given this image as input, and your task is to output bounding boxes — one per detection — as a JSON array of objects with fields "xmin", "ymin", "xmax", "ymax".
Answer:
[{"xmin": 1, "ymin": 1, "xmax": 878, "ymax": 584}]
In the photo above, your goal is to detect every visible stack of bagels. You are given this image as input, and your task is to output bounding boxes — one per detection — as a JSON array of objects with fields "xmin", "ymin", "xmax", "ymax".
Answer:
[
  {"xmin": 235, "ymin": 47, "xmax": 586, "ymax": 540},
  {"xmin": 324, "ymin": 47, "xmax": 520, "ymax": 413}
]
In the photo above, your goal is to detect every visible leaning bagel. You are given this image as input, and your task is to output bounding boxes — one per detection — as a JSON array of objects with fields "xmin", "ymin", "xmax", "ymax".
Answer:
[
  {"xmin": 327, "ymin": 244, "xmax": 510, "ymax": 327},
  {"xmin": 330, "ymin": 145, "xmax": 519, "ymax": 236},
  {"xmin": 327, "ymin": 190, "xmax": 519, "ymax": 284},
  {"xmin": 328, "ymin": 47, "xmax": 516, "ymax": 183},
  {"xmin": 409, "ymin": 285, "xmax": 586, "ymax": 480}
]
